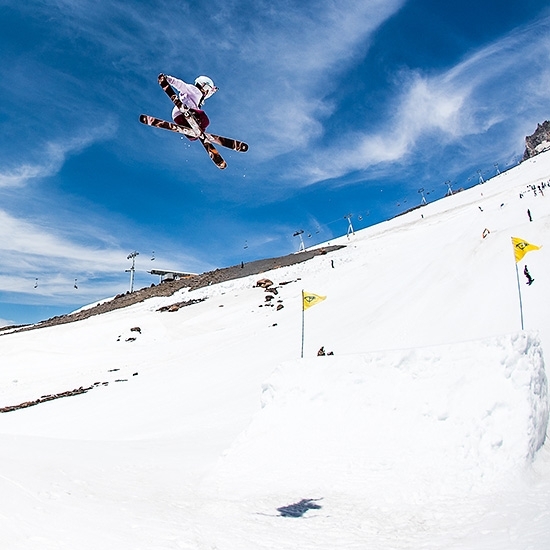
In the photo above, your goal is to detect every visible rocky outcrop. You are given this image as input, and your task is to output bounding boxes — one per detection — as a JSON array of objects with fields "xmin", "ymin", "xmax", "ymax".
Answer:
[{"xmin": 523, "ymin": 121, "xmax": 550, "ymax": 160}]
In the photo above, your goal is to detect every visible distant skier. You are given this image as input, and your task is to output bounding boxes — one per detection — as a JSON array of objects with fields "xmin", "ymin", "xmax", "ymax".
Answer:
[
  {"xmin": 163, "ymin": 74, "xmax": 218, "ymax": 139},
  {"xmin": 524, "ymin": 265, "xmax": 534, "ymax": 285}
]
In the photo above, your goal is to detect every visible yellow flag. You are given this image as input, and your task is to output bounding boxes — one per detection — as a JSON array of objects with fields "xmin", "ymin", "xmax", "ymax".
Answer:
[
  {"xmin": 511, "ymin": 237, "xmax": 541, "ymax": 263},
  {"xmin": 303, "ymin": 291, "xmax": 326, "ymax": 310}
]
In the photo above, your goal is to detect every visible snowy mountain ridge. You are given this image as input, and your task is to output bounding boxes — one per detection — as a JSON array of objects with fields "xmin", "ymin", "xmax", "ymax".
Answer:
[{"xmin": 1, "ymin": 151, "xmax": 550, "ymax": 549}]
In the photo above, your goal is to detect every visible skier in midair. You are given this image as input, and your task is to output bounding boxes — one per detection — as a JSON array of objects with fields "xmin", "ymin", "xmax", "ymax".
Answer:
[{"xmin": 163, "ymin": 74, "xmax": 218, "ymax": 140}]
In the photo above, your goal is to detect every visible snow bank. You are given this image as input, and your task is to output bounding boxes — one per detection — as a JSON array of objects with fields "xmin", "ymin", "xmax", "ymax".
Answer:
[{"xmin": 205, "ymin": 332, "xmax": 548, "ymax": 505}]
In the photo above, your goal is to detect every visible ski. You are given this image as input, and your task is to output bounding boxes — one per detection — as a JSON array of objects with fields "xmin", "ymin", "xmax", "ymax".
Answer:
[
  {"xmin": 157, "ymin": 74, "xmax": 226, "ymax": 169},
  {"xmin": 139, "ymin": 114, "xmax": 248, "ymax": 153}
]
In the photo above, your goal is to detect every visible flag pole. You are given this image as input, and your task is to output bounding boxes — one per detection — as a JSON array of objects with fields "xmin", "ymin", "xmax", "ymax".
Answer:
[
  {"xmin": 301, "ymin": 289, "xmax": 305, "ymax": 358},
  {"xmin": 300, "ymin": 290, "xmax": 326, "ymax": 358},
  {"xmin": 515, "ymin": 262, "xmax": 525, "ymax": 330},
  {"xmin": 511, "ymin": 237, "xmax": 541, "ymax": 331}
]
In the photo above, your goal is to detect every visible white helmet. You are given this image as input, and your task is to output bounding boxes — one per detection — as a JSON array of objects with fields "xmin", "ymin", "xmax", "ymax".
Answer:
[{"xmin": 194, "ymin": 75, "xmax": 218, "ymax": 99}]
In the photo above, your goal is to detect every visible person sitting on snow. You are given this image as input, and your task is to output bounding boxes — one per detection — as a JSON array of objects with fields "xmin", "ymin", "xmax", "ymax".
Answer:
[{"xmin": 163, "ymin": 74, "xmax": 218, "ymax": 139}]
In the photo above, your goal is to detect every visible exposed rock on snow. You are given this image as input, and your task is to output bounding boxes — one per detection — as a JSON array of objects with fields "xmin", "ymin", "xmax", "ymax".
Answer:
[{"xmin": 0, "ymin": 385, "xmax": 94, "ymax": 413}]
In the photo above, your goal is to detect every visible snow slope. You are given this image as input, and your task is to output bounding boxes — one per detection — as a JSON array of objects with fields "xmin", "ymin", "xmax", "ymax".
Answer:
[{"xmin": 1, "ymin": 152, "xmax": 550, "ymax": 549}]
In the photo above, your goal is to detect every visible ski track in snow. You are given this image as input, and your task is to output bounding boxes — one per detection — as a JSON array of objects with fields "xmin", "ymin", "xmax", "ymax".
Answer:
[{"xmin": 1, "ymin": 152, "xmax": 550, "ymax": 548}]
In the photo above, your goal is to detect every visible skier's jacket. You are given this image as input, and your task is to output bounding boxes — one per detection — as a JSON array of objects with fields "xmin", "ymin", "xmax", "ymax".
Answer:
[{"xmin": 165, "ymin": 75, "xmax": 204, "ymax": 120}]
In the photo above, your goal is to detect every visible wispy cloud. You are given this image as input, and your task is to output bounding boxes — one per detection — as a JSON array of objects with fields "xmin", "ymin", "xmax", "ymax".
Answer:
[
  {"xmin": 216, "ymin": 0, "xmax": 407, "ymax": 152},
  {"xmin": 0, "ymin": 201, "xmax": 212, "ymax": 305},
  {"xmin": 0, "ymin": 208, "xmax": 125, "ymax": 274},
  {"xmin": 0, "ymin": 203, "xmax": 136, "ymax": 304},
  {"xmin": 300, "ymin": 14, "xmax": 550, "ymax": 183},
  {"xmin": 0, "ymin": 124, "xmax": 115, "ymax": 187}
]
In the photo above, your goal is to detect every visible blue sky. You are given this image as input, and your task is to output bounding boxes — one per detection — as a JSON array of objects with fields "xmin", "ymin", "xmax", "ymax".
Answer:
[{"xmin": 0, "ymin": 0, "xmax": 549, "ymax": 325}]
